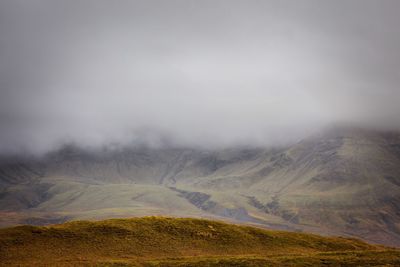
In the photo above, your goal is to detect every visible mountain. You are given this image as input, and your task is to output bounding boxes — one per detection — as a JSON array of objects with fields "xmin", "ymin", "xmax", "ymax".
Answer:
[
  {"xmin": 1, "ymin": 217, "xmax": 399, "ymax": 266},
  {"xmin": 1, "ymin": 126, "xmax": 400, "ymax": 246}
]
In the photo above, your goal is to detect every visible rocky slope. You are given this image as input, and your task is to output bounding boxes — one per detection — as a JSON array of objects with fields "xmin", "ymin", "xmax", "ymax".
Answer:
[{"xmin": 1, "ymin": 126, "xmax": 400, "ymax": 246}]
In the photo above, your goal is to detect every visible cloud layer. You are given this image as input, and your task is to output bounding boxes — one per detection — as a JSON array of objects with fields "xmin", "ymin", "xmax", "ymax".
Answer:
[{"xmin": 1, "ymin": 0, "xmax": 400, "ymax": 154}]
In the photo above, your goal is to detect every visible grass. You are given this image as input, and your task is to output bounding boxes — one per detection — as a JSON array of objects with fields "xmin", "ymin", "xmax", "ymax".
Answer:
[{"xmin": 0, "ymin": 216, "xmax": 399, "ymax": 266}]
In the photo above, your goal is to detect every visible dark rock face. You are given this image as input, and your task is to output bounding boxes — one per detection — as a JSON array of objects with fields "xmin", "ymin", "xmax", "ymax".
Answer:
[
  {"xmin": 170, "ymin": 187, "xmax": 217, "ymax": 211},
  {"xmin": 247, "ymin": 196, "xmax": 299, "ymax": 224},
  {"xmin": 384, "ymin": 176, "xmax": 400, "ymax": 187}
]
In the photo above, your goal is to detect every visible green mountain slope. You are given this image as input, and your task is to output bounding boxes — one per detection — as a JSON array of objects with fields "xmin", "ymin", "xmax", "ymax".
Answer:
[
  {"xmin": 1, "ymin": 127, "xmax": 400, "ymax": 247},
  {"xmin": 0, "ymin": 217, "xmax": 399, "ymax": 266}
]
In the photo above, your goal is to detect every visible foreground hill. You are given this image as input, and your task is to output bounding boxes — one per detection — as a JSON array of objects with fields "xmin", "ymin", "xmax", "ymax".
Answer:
[
  {"xmin": 1, "ymin": 126, "xmax": 400, "ymax": 246},
  {"xmin": 0, "ymin": 217, "xmax": 399, "ymax": 266}
]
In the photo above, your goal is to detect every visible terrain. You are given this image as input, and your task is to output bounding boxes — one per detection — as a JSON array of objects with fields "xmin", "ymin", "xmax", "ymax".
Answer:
[
  {"xmin": 1, "ymin": 126, "xmax": 400, "ymax": 247},
  {"xmin": 1, "ymin": 217, "xmax": 399, "ymax": 266}
]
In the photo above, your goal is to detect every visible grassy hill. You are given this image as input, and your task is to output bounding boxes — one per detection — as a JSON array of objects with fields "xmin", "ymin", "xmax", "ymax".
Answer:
[
  {"xmin": 1, "ymin": 126, "xmax": 400, "ymax": 247},
  {"xmin": 0, "ymin": 217, "xmax": 399, "ymax": 266}
]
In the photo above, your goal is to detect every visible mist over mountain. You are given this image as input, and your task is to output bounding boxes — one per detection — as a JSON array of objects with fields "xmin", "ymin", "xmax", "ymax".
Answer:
[
  {"xmin": 1, "ymin": 126, "xmax": 400, "ymax": 248},
  {"xmin": 1, "ymin": 0, "xmax": 400, "ymax": 155},
  {"xmin": 1, "ymin": 2, "xmax": 400, "ymax": 262}
]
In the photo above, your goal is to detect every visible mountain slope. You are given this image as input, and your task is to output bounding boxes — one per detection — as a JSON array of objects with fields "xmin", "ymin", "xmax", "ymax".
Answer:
[
  {"xmin": 0, "ymin": 127, "xmax": 400, "ymax": 246},
  {"xmin": 1, "ymin": 217, "xmax": 399, "ymax": 266},
  {"xmin": 243, "ymin": 127, "xmax": 400, "ymax": 246}
]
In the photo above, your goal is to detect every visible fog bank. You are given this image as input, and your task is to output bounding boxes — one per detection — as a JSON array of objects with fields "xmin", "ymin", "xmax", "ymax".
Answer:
[{"xmin": 1, "ymin": 0, "xmax": 400, "ymax": 154}]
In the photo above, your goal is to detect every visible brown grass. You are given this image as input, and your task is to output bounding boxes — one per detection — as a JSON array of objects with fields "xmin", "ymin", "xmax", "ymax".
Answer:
[{"xmin": 0, "ymin": 216, "xmax": 399, "ymax": 266}]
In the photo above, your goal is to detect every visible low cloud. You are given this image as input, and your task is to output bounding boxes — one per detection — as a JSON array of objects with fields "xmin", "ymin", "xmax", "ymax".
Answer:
[{"xmin": 1, "ymin": 0, "xmax": 400, "ymax": 154}]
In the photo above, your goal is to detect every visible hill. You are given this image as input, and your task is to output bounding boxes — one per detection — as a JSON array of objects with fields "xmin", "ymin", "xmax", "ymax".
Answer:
[
  {"xmin": 0, "ymin": 126, "xmax": 400, "ymax": 246},
  {"xmin": 0, "ymin": 217, "xmax": 399, "ymax": 266}
]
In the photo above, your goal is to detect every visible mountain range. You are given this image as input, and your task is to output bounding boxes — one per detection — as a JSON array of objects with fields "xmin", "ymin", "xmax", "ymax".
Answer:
[{"xmin": 1, "ymin": 126, "xmax": 400, "ymax": 247}]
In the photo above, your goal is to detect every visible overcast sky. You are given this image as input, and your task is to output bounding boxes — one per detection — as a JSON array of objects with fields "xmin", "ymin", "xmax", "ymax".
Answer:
[{"xmin": 1, "ymin": 0, "xmax": 400, "ymax": 154}]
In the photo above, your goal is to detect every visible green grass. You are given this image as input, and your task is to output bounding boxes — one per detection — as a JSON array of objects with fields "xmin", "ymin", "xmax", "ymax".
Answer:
[{"xmin": 0, "ymin": 217, "xmax": 399, "ymax": 266}]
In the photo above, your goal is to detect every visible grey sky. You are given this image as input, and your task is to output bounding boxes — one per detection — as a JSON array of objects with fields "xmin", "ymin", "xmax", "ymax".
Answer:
[{"xmin": 1, "ymin": 0, "xmax": 400, "ymax": 154}]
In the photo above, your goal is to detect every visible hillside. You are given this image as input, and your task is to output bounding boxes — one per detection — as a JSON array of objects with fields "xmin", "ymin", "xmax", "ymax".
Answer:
[
  {"xmin": 0, "ymin": 217, "xmax": 399, "ymax": 266},
  {"xmin": 1, "ymin": 126, "xmax": 400, "ymax": 246}
]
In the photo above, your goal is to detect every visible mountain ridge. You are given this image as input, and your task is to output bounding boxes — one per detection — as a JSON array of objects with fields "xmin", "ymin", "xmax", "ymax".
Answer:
[{"xmin": 1, "ymin": 126, "xmax": 400, "ymax": 246}]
